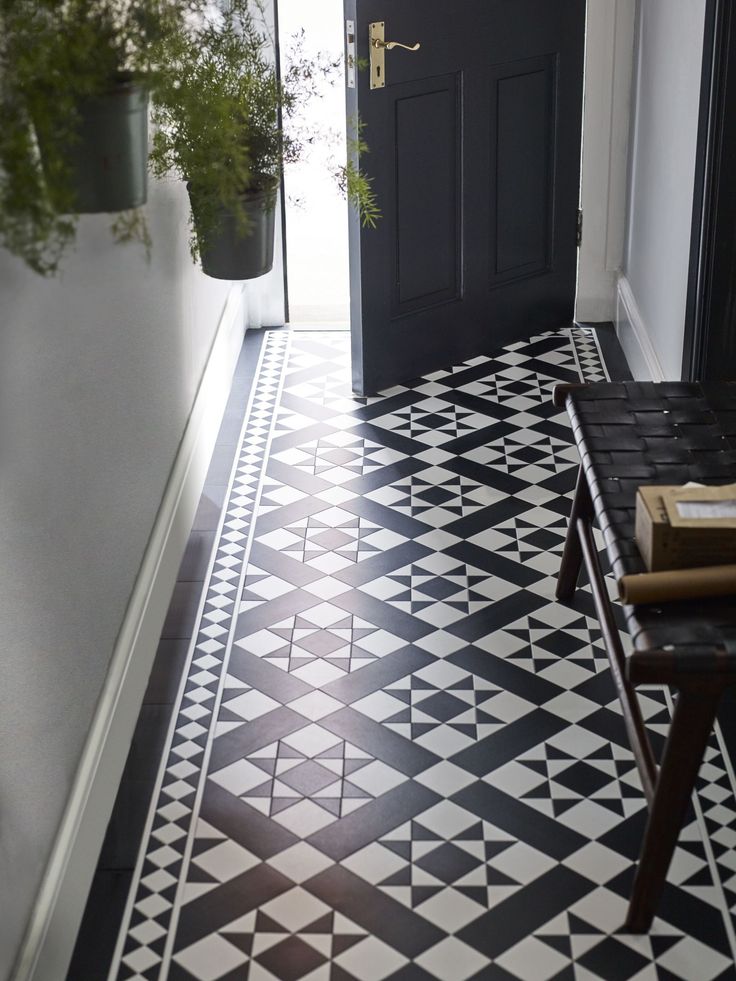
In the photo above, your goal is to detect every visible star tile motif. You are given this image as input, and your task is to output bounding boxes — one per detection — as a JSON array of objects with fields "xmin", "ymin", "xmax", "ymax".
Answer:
[
  {"xmin": 362, "ymin": 555, "xmax": 516, "ymax": 625},
  {"xmin": 235, "ymin": 606, "xmax": 405, "ymax": 682},
  {"xmin": 370, "ymin": 397, "xmax": 497, "ymax": 446},
  {"xmin": 209, "ymin": 723, "xmax": 409, "ymax": 834},
  {"xmin": 256, "ymin": 507, "xmax": 408, "ymax": 572},
  {"xmin": 271, "ymin": 432, "xmax": 404, "ymax": 482},
  {"xmin": 365, "ymin": 467, "xmax": 502, "ymax": 527}
]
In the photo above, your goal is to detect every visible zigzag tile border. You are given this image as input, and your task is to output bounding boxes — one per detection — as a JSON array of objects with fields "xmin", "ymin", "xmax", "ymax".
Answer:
[{"xmin": 109, "ymin": 329, "xmax": 291, "ymax": 980}]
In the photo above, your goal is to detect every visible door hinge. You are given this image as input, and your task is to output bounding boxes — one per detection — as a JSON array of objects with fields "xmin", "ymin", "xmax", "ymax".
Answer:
[{"xmin": 576, "ymin": 209, "xmax": 583, "ymax": 247}]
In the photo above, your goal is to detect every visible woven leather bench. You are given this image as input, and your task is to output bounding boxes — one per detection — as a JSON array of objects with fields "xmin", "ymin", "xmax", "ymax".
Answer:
[{"xmin": 554, "ymin": 380, "xmax": 736, "ymax": 931}]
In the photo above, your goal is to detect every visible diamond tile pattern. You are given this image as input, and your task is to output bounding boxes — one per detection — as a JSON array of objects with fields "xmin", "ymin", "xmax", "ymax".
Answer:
[{"xmin": 107, "ymin": 328, "xmax": 736, "ymax": 981}]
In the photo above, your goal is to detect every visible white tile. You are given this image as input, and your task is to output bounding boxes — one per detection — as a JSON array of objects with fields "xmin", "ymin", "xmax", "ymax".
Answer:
[
  {"xmin": 414, "ymin": 801, "xmax": 479, "ymax": 839},
  {"xmin": 352, "ymin": 691, "xmax": 407, "ymax": 721},
  {"xmin": 342, "ymin": 843, "xmax": 407, "ymax": 884},
  {"xmin": 266, "ymin": 842, "xmax": 334, "ymax": 883},
  {"xmin": 334, "ymin": 937, "xmax": 408, "ymax": 980},
  {"xmin": 415, "ymin": 937, "xmax": 490, "ymax": 981},
  {"xmin": 347, "ymin": 760, "xmax": 406, "ymax": 796},
  {"xmin": 414, "ymin": 888, "xmax": 486, "ymax": 932},
  {"xmin": 287, "ymin": 691, "xmax": 343, "ymax": 720},
  {"xmin": 209, "ymin": 759, "xmax": 270, "ymax": 796},
  {"xmin": 495, "ymin": 936, "xmax": 570, "ymax": 981},
  {"xmin": 271, "ymin": 798, "xmax": 336, "ymax": 836},
  {"xmin": 173, "ymin": 934, "xmax": 248, "ymax": 981},
  {"xmin": 281, "ymin": 723, "xmax": 342, "ymax": 757},
  {"xmin": 260, "ymin": 886, "xmax": 330, "ymax": 932},
  {"xmin": 223, "ymin": 690, "xmax": 280, "ymax": 721},
  {"xmin": 192, "ymin": 839, "xmax": 260, "ymax": 882},
  {"xmin": 414, "ymin": 761, "xmax": 477, "ymax": 796}
]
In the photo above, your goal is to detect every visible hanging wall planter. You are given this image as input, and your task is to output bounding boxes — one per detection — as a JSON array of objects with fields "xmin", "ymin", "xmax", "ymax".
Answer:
[
  {"xmin": 189, "ymin": 183, "xmax": 277, "ymax": 281},
  {"xmin": 41, "ymin": 76, "xmax": 149, "ymax": 214}
]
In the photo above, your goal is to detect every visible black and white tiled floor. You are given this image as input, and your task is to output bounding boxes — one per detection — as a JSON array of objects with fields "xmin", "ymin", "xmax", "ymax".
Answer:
[{"xmin": 74, "ymin": 327, "xmax": 736, "ymax": 980}]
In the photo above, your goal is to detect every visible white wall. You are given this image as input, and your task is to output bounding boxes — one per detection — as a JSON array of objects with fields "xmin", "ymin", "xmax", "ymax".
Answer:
[
  {"xmin": 617, "ymin": 0, "xmax": 706, "ymax": 380},
  {"xmin": 576, "ymin": 0, "xmax": 636, "ymax": 324},
  {"xmin": 0, "ymin": 175, "xmax": 279, "ymax": 981}
]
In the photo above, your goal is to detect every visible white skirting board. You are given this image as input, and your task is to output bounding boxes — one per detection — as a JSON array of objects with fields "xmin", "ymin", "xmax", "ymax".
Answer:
[
  {"xmin": 11, "ymin": 283, "xmax": 248, "ymax": 981},
  {"xmin": 615, "ymin": 275, "xmax": 665, "ymax": 382}
]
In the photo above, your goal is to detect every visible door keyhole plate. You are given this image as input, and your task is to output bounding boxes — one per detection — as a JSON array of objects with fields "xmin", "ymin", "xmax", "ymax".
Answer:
[{"xmin": 370, "ymin": 22, "xmax": 386, "ymax": 89}]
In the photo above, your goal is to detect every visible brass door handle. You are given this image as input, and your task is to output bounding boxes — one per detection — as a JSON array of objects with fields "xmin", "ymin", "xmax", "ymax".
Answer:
[
  {"xmin": 372, "ymin": 39, "xmax": 421, "ymax": 52},
  {"xmin": 369, "ymin": 21, "xmax": 422, "ymax": 89}
]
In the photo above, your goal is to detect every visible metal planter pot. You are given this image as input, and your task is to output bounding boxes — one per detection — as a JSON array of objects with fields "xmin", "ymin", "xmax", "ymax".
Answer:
[
  {"xmin": 189, "ymin": 185, "xmax": 277, "ymax": 281},
  {"xmin": 43, "ymin": 78, "xmax": 149, "ymax": 214}
]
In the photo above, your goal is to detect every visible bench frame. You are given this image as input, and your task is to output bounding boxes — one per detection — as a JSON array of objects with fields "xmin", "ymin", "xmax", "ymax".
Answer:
[{"xmin": 554, "ymin": 384, "xmax": 736, "ymax": 931}]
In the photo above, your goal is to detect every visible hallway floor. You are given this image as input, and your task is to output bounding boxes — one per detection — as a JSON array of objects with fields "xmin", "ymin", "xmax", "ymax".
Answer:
[{"xmin": 72, "ymin": 328, "xmax": 736, "ymax": 980}]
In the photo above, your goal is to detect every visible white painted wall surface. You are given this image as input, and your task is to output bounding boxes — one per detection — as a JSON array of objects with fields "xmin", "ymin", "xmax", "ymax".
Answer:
[
  {"xmin": 619, "ymin": 0, "xmax": 706, "ymax": 380},
  {"xmin": 0, "ymin": 176, "xmax": 269, "ymax": 980},
  {"xmin": 576, "ymin": 0, "xmax": 636, "ymax": 323}
]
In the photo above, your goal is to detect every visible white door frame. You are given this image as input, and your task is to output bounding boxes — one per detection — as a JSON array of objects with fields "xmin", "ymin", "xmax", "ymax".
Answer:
[{"xmin": 577, "ymin": 0, "xmax": 637, "ymax": 323}]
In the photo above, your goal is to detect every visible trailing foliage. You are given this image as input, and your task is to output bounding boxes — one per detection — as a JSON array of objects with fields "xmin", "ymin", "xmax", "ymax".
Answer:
[
  {"xmin": 0, "ymin": 0, "xmax": 190, "ymax": 275},
  {"xmin": 150, "ymin": 0, "xmax": 345, "ymax": 260},
  {"xmin": 339, "ymin": 117, "xmax": 380, "ymax": 229},
  {"xmin": 151, "ymin": 0, "xmax": 379, "ymax": 261}
]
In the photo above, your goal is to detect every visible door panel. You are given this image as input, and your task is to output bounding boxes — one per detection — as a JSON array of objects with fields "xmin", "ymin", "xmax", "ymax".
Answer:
[
  {"xmin": 394, "ymin": 76, "xmax": 461, "ymax": 314},
  {"xmin": 345, "ymin": 0, "xmax": 585, "ymax": 394},
  {"xmin": 492, "ymin": 56, "xmax": 556, "ymax": 282}
]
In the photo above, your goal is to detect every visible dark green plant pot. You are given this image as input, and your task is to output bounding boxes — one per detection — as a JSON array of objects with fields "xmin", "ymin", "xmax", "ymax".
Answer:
[
  {"xmin": 189, "ymin": 185, "xmax": 277, "ymax": 281},
  {"xmin": 44, "ymin": 79, "xmax": 149, "ymax": 214}
]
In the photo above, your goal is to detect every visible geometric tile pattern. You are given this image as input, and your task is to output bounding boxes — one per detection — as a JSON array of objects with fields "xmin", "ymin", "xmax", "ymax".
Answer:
[{"xmin": 109, "ymin": 328, "xmax": 736, "ymax": 980}]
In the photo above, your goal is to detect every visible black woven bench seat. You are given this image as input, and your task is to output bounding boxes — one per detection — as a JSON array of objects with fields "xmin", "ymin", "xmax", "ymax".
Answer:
[{"xmin": 555, "ymin": 379, "xmax": 736, "ymax": 931}]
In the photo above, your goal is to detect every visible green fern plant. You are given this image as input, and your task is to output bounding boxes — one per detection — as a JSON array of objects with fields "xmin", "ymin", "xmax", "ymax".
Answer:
[
  {"xmin": 150, "ymin": 0, "xmax": 379, "ymax": 261},
  {"xmin": 0, "ymin": 0, "xmax": 190, "ymax": 275}
]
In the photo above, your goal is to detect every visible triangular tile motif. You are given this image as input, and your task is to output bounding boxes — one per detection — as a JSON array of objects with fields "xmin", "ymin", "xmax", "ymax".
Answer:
[
  {"xmin": 256, "ymin": 508, "xmax": 408, "ymax": 571},
  {"xmin": 234, "ymin": 606, "xmax": 405, "ymax": 682},
  {"xmin": 208, "ymin": 723, "xmax": 408, "ymax": 834},
  {"xmin": 352, "ymin": 660, "xmax": 535, "ymax": 758},
  {"xmin": 105, "ymin": 328, "xmax": 736, "ymax": 981},
  {"xmin": 272, "ymin": 432, "xmax": 404, "ymax": 482},
  {"xmin": 361, "ymin": 555, "xmax": 516, "ymax": 626},
  {"xmin": 365, "ymin": 467, "xmax": 501, "ymax": 527}
]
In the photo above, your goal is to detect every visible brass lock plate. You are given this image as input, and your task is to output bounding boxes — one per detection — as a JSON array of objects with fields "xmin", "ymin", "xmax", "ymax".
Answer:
[{"xmin": 369, "ymin": 21, "xmax": 385, "ymax": 90}]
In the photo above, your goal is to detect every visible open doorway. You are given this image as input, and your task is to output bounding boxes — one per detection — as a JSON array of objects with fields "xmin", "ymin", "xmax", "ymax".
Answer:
[{"xmin": 278, "ymin": 0, "xmax": 350, "ymax": 328}]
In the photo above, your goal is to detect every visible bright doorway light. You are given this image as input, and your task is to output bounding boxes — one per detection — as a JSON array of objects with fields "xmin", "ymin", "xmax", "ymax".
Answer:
[{"xmin": 279, "ymin": 0, "xmax": 350, "ymax": 327}]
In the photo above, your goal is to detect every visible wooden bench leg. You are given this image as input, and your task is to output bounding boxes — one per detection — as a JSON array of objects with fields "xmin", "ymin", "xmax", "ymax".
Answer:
[
  {"xmin": 556, "ymin": 466, "xmax": 593, "ymax": 601},
  {"xmin": 625, "ymin": 683, "xmax": 723, "ymax": 932}
]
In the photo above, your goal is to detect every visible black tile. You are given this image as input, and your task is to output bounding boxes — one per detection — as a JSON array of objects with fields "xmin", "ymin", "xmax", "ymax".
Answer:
[
  {"xmin": 255, "ymin": 935, "xmax": 326, "ymax": 980},
  {"xmin": 98, "ymin": 778, "xmax": 156, "ymax": 870},
  {"xmin": 451, "ymin": 782, "xmax": 588, "ymax": 861},
  {"xmin": 304, "ymin": 865, "xmax": 445, "ymax": 958},
  {"xmin": 308, "ymin": 782, "xmax": 440, "ymax": 861},
  {"xmin": 208, "ymin": 706, "xmax": 309, "ymax": 773},
  {"xmin": 320, "ymin": 707, "xmax": 440, "ymax": 777},
  {"xmin": 177, "ymin": 530, "xmax": 216, "ymax": 581},
  {"xmin": 227, "ymin": 648, "xmax": 312, "ymax": 703},
  {"xmin": 457, "ymin": 867, "xmax": 591, "ymax": 959},
  {"xmin": 123, "ymin": 704, "xmax": 175, "ymax": 783},
  {"xmin": 577, "ymin": 937, "xmax": 650, "ymax": 980},
  {"xmin": 174, "ymin": 864, "xmax": 294, "ymax": 948},
  {"xmin": 200, "ymin": 782, "xmax": 298, "ymax": 861},
  {"xmin": 65, "ymin": 870, "xmax": 132, "ymax": 981},
  {"xmin": 206, "ymin": 442, "xmax": 240, "ymax": 483},
  {"xmin": 161, "ymin": 580, "xmax": 202, "ymax": 638},
  {"xmin": 323, "ymin": 646, "xmax": 435, "ymax": 704},
  {"xmin": 191, "ymin": 484, "xmax": 228, "ymax": 531},
  {"xmin": 144, "ymin": 638, "xmax": 190, "ymax": 704}
]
